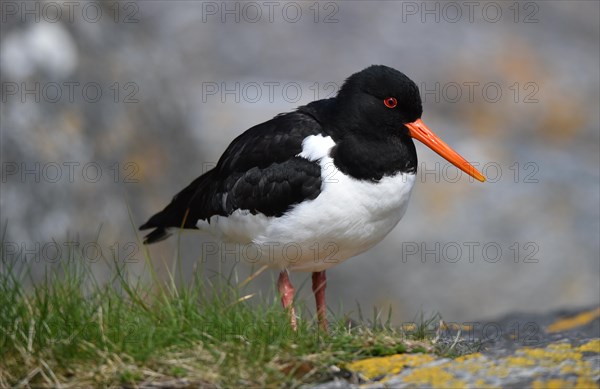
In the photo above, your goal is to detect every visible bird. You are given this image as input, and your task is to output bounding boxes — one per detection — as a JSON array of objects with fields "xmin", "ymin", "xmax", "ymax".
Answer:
[{"xmin": 139, "ymin": 65, "xmax": 486, "ymax": 331}]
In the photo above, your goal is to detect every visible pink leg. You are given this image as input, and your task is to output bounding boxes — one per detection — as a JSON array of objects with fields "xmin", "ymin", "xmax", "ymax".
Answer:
[
  {"xmin": 277, "ymin": 270, "xmax": 297, "ymax": 330},
  {"xmin": 312, "ymin": 271, "xmax": 328, "ymax": 330}
]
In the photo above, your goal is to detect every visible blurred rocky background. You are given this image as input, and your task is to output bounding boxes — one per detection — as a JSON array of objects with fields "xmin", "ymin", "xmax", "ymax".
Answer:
[{"xmin": 1, "ymin": 1, "xmax": 598, "ymax": 323}]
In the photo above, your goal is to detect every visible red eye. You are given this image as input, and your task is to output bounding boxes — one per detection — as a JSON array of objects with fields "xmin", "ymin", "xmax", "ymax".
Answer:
[{"xmin": 384, "ymin": 97, "xmax": 397, "ymax": 108}]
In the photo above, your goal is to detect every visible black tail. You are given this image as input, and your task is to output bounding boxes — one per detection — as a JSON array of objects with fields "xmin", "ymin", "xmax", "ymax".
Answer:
[
  {"xmin": 139, "ymin": 172, "xmax": 214, "ymax": 244},
  {"xmin": 140, "ymin": 227, "xmax": 171, "ymax": 244}
]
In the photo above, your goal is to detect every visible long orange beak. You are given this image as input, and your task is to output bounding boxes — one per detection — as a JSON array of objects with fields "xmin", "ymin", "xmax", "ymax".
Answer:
[{"xmin": 405, "ymin": 119, "xmax": 486, "ymax": 182}]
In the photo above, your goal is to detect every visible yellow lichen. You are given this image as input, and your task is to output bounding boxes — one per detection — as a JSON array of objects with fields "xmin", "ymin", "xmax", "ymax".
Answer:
[
  {"xmin": 575, "ymin": 376, "xmax": 599, "ymax": 389},
  {"xmin": 577, "ymin": 339, "xmax": 600, "ymax": 353},
  {"xmin": 345, "ymin": 353, "xmax": 436, "ymax": 380},
  {"xmin": 521, "ymin": 343, "xmax": 582, "ymax": 364},
  {"xmin": 454, "ymin": 354, "xmax": 489, "ymax": 375},
  {"xmin": 504, "ymin": 356, "xmax": 537, "ymax": 367},
  {"xmin": 401, "ymin": 365, "xmax": 466, "ymax": 388},
  {"xmin": 559, "ymin": 360, "xmax": 593, "ymax": 376},
  {"xmin": 547, "ymin": 342, "xmax": 577, "ymax": 351},
  {"xmin": 546, "ymin": 307, "xmax": 600, "ymax": 333},
  {"xmin": 473, "ymin": 378, "xmax": 500, "ymax": 389},
  {"xmin": 485, "ymin": 364, "xmax": 510, "ymax": 378},
  {"xmin": 454, "ymin": 352, "xmax": 484, "ymax": 363}
]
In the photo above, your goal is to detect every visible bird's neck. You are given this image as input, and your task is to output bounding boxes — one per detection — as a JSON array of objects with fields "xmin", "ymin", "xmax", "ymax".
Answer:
[{"xmin": 330, "ymin": 132, "xmax": 417, "ymax": 181}]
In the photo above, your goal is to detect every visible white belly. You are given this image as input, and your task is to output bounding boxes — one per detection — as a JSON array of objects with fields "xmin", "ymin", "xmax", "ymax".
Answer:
[{"xmin": 197, "ymin": 135, "xmax": 416, "ymax": 272}]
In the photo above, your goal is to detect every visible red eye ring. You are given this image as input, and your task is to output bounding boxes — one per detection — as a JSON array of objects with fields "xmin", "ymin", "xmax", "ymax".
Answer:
[{"xmin": 384, "ymin": 97, "xmax": 397, "ymax": 108}]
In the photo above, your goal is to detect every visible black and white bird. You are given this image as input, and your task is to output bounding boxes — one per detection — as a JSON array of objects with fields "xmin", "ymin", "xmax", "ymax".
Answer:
[{"xmin": 140, "ymin": 65, "xmax": 485, "ymax": 330}]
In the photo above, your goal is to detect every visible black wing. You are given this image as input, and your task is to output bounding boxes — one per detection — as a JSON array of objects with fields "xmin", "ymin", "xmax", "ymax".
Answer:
[{"xmin": 139, "ymin": 110, "xmax": 324, "ymax": 244}]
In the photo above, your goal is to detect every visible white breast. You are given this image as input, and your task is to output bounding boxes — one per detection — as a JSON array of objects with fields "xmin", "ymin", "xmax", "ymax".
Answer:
[{"xmin": 197, "ymin": 135, "xmax": 416, "ymax": 272}]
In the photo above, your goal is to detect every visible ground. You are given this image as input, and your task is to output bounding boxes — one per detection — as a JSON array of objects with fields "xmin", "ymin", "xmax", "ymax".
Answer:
[{"xmin": 312, "ymin": 306, "xmax": 600, "ymax": 389}]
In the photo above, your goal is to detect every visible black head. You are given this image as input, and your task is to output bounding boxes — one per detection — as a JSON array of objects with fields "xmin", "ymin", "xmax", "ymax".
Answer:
[
  {"xmin": 324, "ymin": 65, "xmax": 486, "ymax": 183},
  {"xmin": 335, "ymin": 65, "xmax": 423, "ymax": 136}
]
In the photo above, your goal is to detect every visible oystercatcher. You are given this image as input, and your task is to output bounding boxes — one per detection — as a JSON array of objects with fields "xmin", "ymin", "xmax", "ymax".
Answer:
[{"xmin": 140, "ymin": 65, "xmax": 485, "ymax": 330}]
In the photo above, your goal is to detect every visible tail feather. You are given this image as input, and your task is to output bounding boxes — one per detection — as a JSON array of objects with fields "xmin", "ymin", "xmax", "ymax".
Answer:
[
  {"xmin": 143, "ymin": 228, "xmax": 172, "ymax": 244},
  {"xmin": 139, "ymin": 172, "xmax": 215, "ymax": 245}
]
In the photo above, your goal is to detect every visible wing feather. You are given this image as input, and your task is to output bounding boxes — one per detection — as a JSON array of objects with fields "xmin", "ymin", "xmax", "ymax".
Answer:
[{"xmin": 140, "ymin": 111, "xmax": 325, "ymax": 244}]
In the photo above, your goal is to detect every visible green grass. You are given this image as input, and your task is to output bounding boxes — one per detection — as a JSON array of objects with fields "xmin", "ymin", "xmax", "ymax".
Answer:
[{"xmin": 0, "ymin": 236, "xmax": 475, "ymax": 388}]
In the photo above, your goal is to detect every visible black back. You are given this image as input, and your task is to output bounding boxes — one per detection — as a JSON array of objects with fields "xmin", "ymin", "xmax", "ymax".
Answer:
[{"xmin": 139, "ymin": 112, "xmax": 324, "ymax": 243}]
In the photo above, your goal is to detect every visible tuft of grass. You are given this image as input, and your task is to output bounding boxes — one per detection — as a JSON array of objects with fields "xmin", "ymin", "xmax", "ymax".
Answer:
[{"xmin": 0, "ymin": 236, "xmax": 475, "ymax": 388}]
